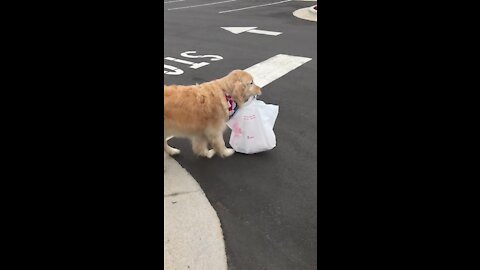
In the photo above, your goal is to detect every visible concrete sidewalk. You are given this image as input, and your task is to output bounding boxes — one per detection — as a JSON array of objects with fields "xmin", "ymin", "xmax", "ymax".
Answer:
[{"xmin": 164, "ymin": 155, "xmax": 227, "ymax": 270}]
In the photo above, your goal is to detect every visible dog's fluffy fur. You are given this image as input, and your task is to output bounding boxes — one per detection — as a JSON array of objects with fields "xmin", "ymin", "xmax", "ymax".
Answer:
[{"xmin": 164, "ymin": 70, "xmax": 261, "ymax": 165}]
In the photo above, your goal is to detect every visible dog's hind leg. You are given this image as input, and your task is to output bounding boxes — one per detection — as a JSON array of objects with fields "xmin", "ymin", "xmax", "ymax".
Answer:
[
  {"xmin": 192, "ymin": 135, "xmax": 215, "ymax": 159},
  {"xmin": 208, "ymin": 133, "xmax": 235, "ymax": 158}
]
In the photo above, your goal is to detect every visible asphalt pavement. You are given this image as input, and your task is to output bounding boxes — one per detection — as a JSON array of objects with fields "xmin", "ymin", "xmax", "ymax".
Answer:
[{"xmin": 164, "ymin": 1, "xmax": 317, "ymax": 269}]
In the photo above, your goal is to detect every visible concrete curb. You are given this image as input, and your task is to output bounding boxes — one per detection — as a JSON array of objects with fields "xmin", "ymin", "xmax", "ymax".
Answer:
[
  {"xmin": 293, "ymin": 5, "xmax": 317, "ymax": 22},
  {"xmin": 164, "ymin": 155, "xmax": 228, "ymax": 270}
]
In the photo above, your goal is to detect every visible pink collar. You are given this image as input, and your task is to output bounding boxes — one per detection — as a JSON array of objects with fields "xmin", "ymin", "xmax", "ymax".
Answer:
[{"xmin": 225, "ymin": 94, "xmax": 238, "ymax": 118}]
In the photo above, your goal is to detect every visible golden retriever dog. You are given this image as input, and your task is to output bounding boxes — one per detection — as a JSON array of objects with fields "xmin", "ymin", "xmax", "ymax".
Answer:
[{"xmin": 164, "ymin": 70, "xmax": 262, "ymax": 165}]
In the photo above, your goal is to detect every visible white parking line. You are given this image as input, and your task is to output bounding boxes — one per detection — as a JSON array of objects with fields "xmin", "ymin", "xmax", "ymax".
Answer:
[
  {"xmin": 219, "ymin": 0, "xmax": 292, "ymax": 14},
  {"xmin": 245, "ymin": 54, "xmax": 312, "ymax": 88},
  {"xmin": 168, "ymin": 0, "xmax": 237, "ymax": 11},
  {"xmin": 164, "ymin": 0, "xmax": 186, "ymax": 4}
]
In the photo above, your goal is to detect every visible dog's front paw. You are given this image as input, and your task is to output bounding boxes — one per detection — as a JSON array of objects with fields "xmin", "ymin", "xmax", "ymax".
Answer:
[
  {"xmin": 206, "ymin": 149, "xmax": 215, "ymax": 159},
  {"xmin": 221, "ymin": 148, "xmax": 235, "ymax": 158},
  {"xmin": 166, "ymin": 148, "xmax": 181, "ymax": 156}
]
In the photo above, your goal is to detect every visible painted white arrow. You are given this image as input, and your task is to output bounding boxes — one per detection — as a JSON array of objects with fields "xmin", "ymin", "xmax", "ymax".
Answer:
[{"xmin": 221, "ymin": 27, "xmax": 282, "ymax": 36}]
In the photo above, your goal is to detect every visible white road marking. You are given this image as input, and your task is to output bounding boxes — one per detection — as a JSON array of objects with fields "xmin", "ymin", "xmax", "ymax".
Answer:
[
  {"xmin": 222, "ymin": 27, "xmax": 257, "ymax": 34},
  {"xmin": 168, "ymin": 0, "xmax": 237, "ymax": 11},
  {"xmin": 219, "ymin": 0, "xmax": 292, "ymax": 14},
  {"xmin": 164, "ymin": 51, "xmax": 225, "ymax": 76},
  {"xmin": 245, "ymin": 29, "xmax": 282, "ymax": 36},
  {"xmin": 164, "ymin": 0, "xmax": 186, "ymax": 4},
  {"xmin": 164, "ymin": 64, "xmax": 184, "ymax": 75},
  {"xmin": 245, "ymin": 54, "xmax": 312, "ymax": 88},
  {"xmin": 222, "ymin": 27, "xmax": 282, "ymax": 36}
]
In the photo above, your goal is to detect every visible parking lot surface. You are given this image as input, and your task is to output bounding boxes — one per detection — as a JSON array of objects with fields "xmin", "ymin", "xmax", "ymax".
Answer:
[{"xmin": 164, "ymin": 1, "xmax": 317, "ymax": 269}]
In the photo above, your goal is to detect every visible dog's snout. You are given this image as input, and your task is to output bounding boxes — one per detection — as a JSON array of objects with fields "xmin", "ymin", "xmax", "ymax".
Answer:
[{"xmin": 256, "ymin": 86, "xmax": 262, "ymax": 96}]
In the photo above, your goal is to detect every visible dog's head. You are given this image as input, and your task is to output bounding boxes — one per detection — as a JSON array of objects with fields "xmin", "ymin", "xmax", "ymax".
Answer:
[{"xmin": 225, "ymin": 70, "xmax": 262, "ymax": 107}]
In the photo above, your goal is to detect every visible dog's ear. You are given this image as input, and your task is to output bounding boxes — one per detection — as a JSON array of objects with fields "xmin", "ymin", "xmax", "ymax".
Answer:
[
  {"xmin": 231, "ymin": 81, "xmax": 246, "ymax": 107},
  {"xmin": 226, "ymin": 70, "xmax": 248, "ymax": 106}
]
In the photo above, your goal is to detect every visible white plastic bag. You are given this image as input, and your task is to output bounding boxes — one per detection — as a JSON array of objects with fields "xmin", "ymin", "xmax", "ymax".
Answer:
[{"xmin": 226, "ymin": 96, "xmax": 279, "ymax": 154}]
